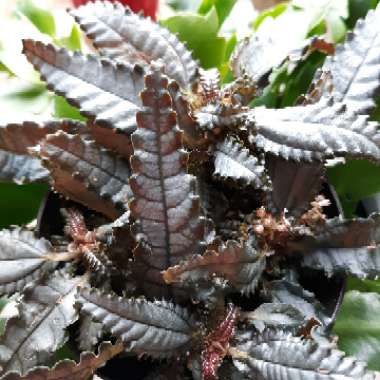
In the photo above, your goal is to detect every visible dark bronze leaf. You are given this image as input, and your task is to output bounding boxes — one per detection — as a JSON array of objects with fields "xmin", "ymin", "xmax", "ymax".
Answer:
[
  {"xmin": 77, "ymin": 288, "xmax": 195, "ymax": 358},
  {"xmin": 129, "ymin": 64, "xmax": 207, "ymax": 295},
  {"xmin": 294, "ymin": 213, "xmax": 380, "ymax": 279},
  {"xmin": 0, "ymin": 271, "xmax": 86, "ymax": 376},
  {"xmin": 261, "ymin": 278, "xmax": 330, "ymax": 327},
  {"xmin": 0, "ymin": 228, "xmax": 56, "ymax": 297},
  {"xmin": 265, "ymin": 155, "xmax": 324, "ymax": 216},
  {"xmin": 38, "ymin": 131, "xmax": 132, "ymax": 219},
  {"xmin": 233, "ymin": 328, "xmax": 375, "ymax": 380},
  {"xmin": 22, "ymin": 40, "xmax": 145, "ymax": 134},
  {"xmin": 318, "ymin": 3, "xmax": 380, "ymax": 114},
  {"xmin": 70, "ymin": 1, "xmax": 198, "ymax": 88},
  {"xmin": 1, "ymin": 341, "xmax": 124, "ymax": 380},
  {"xmin": 248, "ymin": 99, "xmax": 380, "ymax": 163},
  {"xmin": 163, "ymin": 238, "xmax": 266, "ymax": 295},
  {"xmin": 213, "ymin": 137, "xmax": 267, "ymax": 189}
]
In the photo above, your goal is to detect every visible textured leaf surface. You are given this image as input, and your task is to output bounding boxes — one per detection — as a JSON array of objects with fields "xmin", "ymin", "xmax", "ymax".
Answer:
[
  {"xmin": 297, "ymin": 214, "xmax": 380, "ymax": 279},
  {"xmin": 1, "ymin": 341, "xmax": 123, "ymax": 380},
  {"xmin": 0, "ymin": 228, "xmax": 56, "ymax": 297},
  {"xmin": 129, "ymin": 65, "xmax": 206, "ymax": 295},
  {"xmin": 0, "ymin": 152, "xmax": 48, "ymax": 185},
  {"xmin": 248, "ymin": 99, "xmax": 380, "ymax": 163},
  {"xmin": 214, "ymin": 137, "xmax": 267, "ymax": 189},
  {"xmin": 22, "ymin": 40, "xmax": 144, "ymax": 134},
  {"xmin": 78, "ymin": 314, "xmax": 104, "ymax": 352},
  {"xmin": 163, "ymin": 238, "xmax": 266, "ymax": 294},
  {"xmin": 245, "ymin": 303, "xmax": 306, "ymax": 332},
  {"xmin": 262, "ymin": 279, "xmax": 330, "ymax": 327},
  {"xmin": 71, "ymin": 1, "xmax": 198, "ymax": 88},
  {"xmin": 318, "ymin": 4, "xmax": 380, "ymax": 114},
  {"xmin": 265, "ymin": 155, "xmax": 323, "ymax": 216},
  {"xmin": 234, "ymin": 328, "xmax": 375, "ymax": 380},
  {"xmin": 77, "ymin": 288, "xmax": 194, "ymax": 358},
  {"xmin": 38, "ymin": 131, "xmax": 132, "ymax": 219},
  {"xmin": 0, "ymin": 272, "xmax": 84, "ymax": 376}
]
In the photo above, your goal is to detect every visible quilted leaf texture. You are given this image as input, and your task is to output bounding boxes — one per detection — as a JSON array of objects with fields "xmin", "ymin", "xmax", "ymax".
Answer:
[
  {"xmin": 214, "ymin": 137, "xmax": 267, "ymax": 189},
  {"xmin": 295, "ymin": 214, "xmax": 380, "ymax": 279},
  {"xmin": 22, "ymin": 40, "xmax": 145, "ymax": 134},
  {"xmin": 233, "ymin": 328, "xmax": 375, "ymax": 380},
  {"xmin": 0, "ymin": 272, "xmax": 85, "ymax": 376},
  {"xmin": 1, "ymin": 341, "xmax": 124, "ymax": 380},
  {"xmin": 318, "ymin": 3, "xmax": 380, "ymax": 114},
  {"xmin": 0, "ymin": 228, "xmax": 56, "ymax": 297},
  {"xmin": 248, "ymin": 99, "xmax": 380, "ymax": 163},
  {"xmin": 38, "ymin": 131, "xmax": 132, "ymax": 219},
  {"xmin": 129, "ymin": 64, "xmax": 206, "ymax": 295},
  {"xmin": 0, "ymin": 152, "xmax": 48, "ymax": 184},
  {"xmin": 163, "ymin": 238, "xmax": 266, "ymax": 295},
  {"xmin": 71, "ymin": 1, "xmax": 198, "ymax": 88},
  {"xmin": 77, "ymin": 288, "xmax": 195, "ymax": 358}
]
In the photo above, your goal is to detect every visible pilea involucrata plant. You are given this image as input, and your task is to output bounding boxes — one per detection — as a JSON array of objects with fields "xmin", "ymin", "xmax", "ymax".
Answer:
[{"xmin": 0, "ymin": 1, "xmax": 380, "ymax": 379}]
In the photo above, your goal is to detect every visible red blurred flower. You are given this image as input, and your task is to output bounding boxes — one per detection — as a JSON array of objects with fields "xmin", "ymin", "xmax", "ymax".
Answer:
[{"xmin": 72, "ymin": 0, "xmax": 159, "ymax": 20}]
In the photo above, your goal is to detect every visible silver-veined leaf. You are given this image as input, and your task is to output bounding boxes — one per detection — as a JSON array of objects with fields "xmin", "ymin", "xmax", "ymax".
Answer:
[
  {"xmin": 38, "ymin": 131, "xmax": 132, "ymax": 219},
  {"xmin": 71, "ymin": 0, "xmax": 198, "ymax": 88},
  {"xmin": 129, "ymin": 64, "xmax": 207, "ymax": 297},
  {"xmin": 0, "ymin": 271, "xmax": 85, "ymax": 376},
  {"xmin": 77, "ymin": 288, "xmax": 194, "ymax": 358},
  {"xmin": 248, "ymin": 99, "xmax": 380, "ymax": 163},
  {"xmin": 318, "ymin": 3, "xmax": 380, "ymax": 114},
  {"xmin": 233, "ymin": 328, "xmax": 375, "ymax": 380},
  {"xmin": 22, "ymin": 40, "xmax": 144, "ymax": 134},
  {"xmin": 0, "ymin": 228, "xmax": 56, "ymax": 297},
  {"xmin": 214, "ymin": 137, "xmax": 267, "ymax": 189}
]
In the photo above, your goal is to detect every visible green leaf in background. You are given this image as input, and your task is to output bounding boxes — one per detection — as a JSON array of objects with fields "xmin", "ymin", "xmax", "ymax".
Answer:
[
  {"xmin": 17, "ymin": 0, "xmax": 56, "ymax": 37},
  {"xmin": 253, "ymin": 2, "xmax": 288, "ymax": 30},
  {"xmin": 54, "ymin": 95, "xmax": 86, "ymax": 121},
  {"xmin": 334, "ymin": 290, "xmax": 380, "ymax": 371},
  {"xmin": 327, "ymin": 160, "xmax": 380, "ymax": 217},
  {"xmin": 161, "ymin": 8, "xmax": 227, "ymax": 69},
  {"xmin": 347, "ymin": 0, "xmax": 379, "ymax": 28},
  {"xmin": 198, "ymin": 0, "xmax": 237, "ymax": 26},
  {"xmin": 55, "ymin": 25, "xmax": 82, "ymax": 51},
  {"xmin": 0, "ymin": 183, "xmax": 47, "ymax": 228}
]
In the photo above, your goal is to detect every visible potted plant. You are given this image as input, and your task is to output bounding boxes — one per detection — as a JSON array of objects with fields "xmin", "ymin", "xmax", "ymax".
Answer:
[{"xmin": 0, "ymin": 1, "xmax": 379, "ymax": 379}]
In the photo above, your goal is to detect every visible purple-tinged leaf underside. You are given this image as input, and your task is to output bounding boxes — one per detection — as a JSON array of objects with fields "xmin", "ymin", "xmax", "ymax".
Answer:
[
  {"xmin": 214, "ymin": 137, "xmax": 267, "ymax": 189},
  {"xmin": 129, "ymin": 65, "xmax": 207, "ymax": 295},
  {"xmin": 248, "ymin": 99, "xmax": 380, "ymax": 163},
  {"xmin": 22, "ymin": 40, "xmax": 145, "ymax": 134},
  {"xmin": 0, "ymin": 228, "xmax": 56, "ymax": 297},
  {"xmin": 318, "ymin": 3, "xmax": 380, "ymax": 115},
  {"xmin": 0, "ymin": 271, "xmax": 86, "ymax": 376},
  {"xmin": 233, "ymin": 328, "xmax": 375, "ymax": 380},
  {"xmin": 77, "ymin": 288, "xmax": 194, "ymax": 358},
  {"xmin": 0, "ymin": 120, "xmax": 85, "ymax": 156},
  {"xmin": 265, "ymin": 155, "xmax": 324, "ymax": 216},
  {"xmin": 38, "ymin": 131, "xmax": 132, "ymax": 219},
  {"xmin": 1, "ymin": 341, "xmax": 124, "ymax": 380},
  {"xmin": 70, "ymin": 0, "xmax": 198, "ymax": 88},
  {"xmin": 294, "ymin": 214, "xmax": 380, "ymax": 279},
  {"xmin": 163, "ymin": 239, "xmax": 266, "ymax": 295}
]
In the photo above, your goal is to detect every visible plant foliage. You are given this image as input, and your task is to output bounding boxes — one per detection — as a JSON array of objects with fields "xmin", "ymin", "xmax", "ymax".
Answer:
[{"xmin": 0, "ymin": 1, "xmax": 380, "ymax": 379}]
